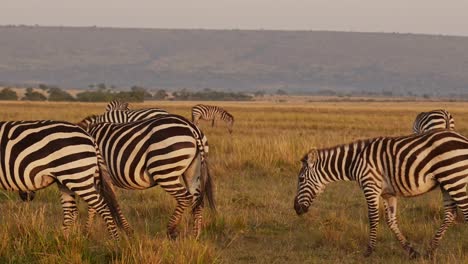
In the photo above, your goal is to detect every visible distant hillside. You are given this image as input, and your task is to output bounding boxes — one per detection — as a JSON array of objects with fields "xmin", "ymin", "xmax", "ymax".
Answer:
[{"xmin": 1, "ymin": 26, "xmax": 468, "ymax": 96}]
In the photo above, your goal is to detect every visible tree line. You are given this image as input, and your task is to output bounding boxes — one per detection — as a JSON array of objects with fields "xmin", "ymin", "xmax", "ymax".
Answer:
[{"xmin": 0, "ymin": 85, "xmax": 254, "ymax": 102}]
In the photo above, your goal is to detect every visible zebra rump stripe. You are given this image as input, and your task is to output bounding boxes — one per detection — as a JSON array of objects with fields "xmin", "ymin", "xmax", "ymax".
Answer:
[
  {"xmin": 80, "ymin": 114, "xmax": 215, "ymax": 239},
  {"xmin": 294, "ymin": 129, "xmax": 468, "ymax": 258},
  {"xmin": 0, "ymin": 120, "xmax": 126, "ymax": 240},
  {"xmin": 413, "ymin": 109, "xmax": 455, "ymax": 133},
  {"xmin": 191, "ymin": 104, "xmax": 234, "ymax": 133}
]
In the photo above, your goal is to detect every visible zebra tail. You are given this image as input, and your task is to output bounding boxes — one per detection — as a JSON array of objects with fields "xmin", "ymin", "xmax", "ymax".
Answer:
[
  {"xmin": 95, "ymin": 151, "xmax": 125, "ymax": 230},
  {"xmin": 201, "ymin": 157, "xmax": 216, "ymax": 212}
]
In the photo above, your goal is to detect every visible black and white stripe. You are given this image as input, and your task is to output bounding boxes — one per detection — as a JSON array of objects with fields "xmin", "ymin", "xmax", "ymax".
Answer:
[
  {"xmin": 413, "ymin": 109, "xmax": 455, "ymax": 133},
  {"xmin": 0, "ymin": 120, "xmax": 128, "ymax": 240},
  {"xmin": 191, "ymin": 104, "xmax": 234, "ymax": 133},
  {"xmin": 78, "ymin": 106, "xmax": 209, "ymax": 155},
  {"xmin": 294, "ymin": 130, "xmax": 468, "ymax": 258},
  {"xmin": 79, "ymin": 114, "xmax": 215, "ymax": 239},
  {"xmin": 106, "ymin": 100, "xmax": 129, "ymax": 111}
]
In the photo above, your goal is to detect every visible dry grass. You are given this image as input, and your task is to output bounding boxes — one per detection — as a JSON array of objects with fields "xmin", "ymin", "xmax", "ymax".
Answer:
[{"xmin": 0, "ymin": 100, "xmax": 467, "ymax": 263}]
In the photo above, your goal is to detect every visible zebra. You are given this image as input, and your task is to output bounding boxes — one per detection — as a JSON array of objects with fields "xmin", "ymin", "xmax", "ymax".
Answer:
[
  {"xmin": 294, "ymin": 129, "xmax": 468, "ymax": 258},
  {"xmin": 0, "ymin": 120, "xmax": 130, "ymax": 240},
  {"xmin": 106, "ymin": 99, "xmax": 129, "ymax": 111},
  {"xmin": 191, "ymin": 104, "xmax": 234, "ymax": 133},
  {"xmin": 413, "ymin": 109, "xmax": 455, "ymax": 133},
  {"xmin": 77, "ymin": 114, "xmax": 215, "ymax": 239},
  {"xmin": 20, "ymin": 103, "xmax": 208, "ymax": 201}
]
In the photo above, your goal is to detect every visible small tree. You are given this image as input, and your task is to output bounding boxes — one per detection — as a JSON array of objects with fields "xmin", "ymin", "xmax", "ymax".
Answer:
[
  {"xmin": 0, "ymin": 87, "xmax": 18, "ymax": 100},
  {"xmin": 276, "ymin": 89, "xmax": 288, "ymax": 95},
  {"xmin": 254, "ymin": 90, "xmax": 266, "ymax": 97},
  {"xmin": 23, "ymin": 88, "xmax": 46, "ymax": 101},
  {"xmin": 38, "ymin": 84, "xmax": 49, "ymax": 91},
  {"xmin": 153, "ymin": 89, "xmax": 168, "ymax": 100},
  {"xmin": 48, "ymin": 87, "xmax": 75, "ymax": 101}
]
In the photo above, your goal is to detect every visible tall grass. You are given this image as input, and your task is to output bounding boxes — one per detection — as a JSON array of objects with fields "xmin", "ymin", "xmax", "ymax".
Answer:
[{"xmin": 0, "ymin": 101, "xmax": 467, "ymax": 263}]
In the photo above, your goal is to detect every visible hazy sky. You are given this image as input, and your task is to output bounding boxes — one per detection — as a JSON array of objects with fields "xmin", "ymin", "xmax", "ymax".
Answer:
[{"xmin": 2, "ymin": 0, "xmax": 468, "ymax": 36}]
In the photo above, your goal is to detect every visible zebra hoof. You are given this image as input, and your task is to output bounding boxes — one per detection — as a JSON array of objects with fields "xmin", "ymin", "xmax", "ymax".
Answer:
[
  {"xmin": 167, "ymin": 230, "xmax": 178, "ymax": 240},
  {"xmin": 423, "ymin": 250, "xmax": 434, "ymax": 260},
  {"xmin": 363, "ymin": 246, "xmax": 374, "ymax": 257},
  {"xmin": 408, "ymin": 249, "xmax": 420, "ymax": 259},
  {"xmin": 19, "ymin": 191, "xmax": 35, "ymax": 202}
]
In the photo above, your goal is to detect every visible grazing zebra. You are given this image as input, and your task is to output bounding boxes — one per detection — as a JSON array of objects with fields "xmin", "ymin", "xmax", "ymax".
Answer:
[
  {"xmin": 78, "ymin": 114, "xmax": 215, "ymax": 239},
  {"xmin": 106, "ymin": 99, "xmax": 129, "ymax": 111},
  {"xmin": 20, "ymin": 104, "xmax": 209, "ymax": 201},
  {"xmin": 294, "ymin": 130, "xmax": 468, "ymax": 258},
  {"xmin": 0, "ymin": 120, "xmax": 129, "ymax": 240},
  {"xmin": 413, "ymin": 109, "xmax": 455, "ymax": 133},
  {"xmin": 191, "ymin": 104, "xmax": 234, "ymax": 133}
]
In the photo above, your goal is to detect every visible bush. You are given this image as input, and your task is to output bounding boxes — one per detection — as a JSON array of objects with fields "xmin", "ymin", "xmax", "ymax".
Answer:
[
  {"xmin": 0, "ymin": 88, "xmax": 18, "ymax": 100},
  {"xmin": 48, "ymin": 87, "xmax": 75, "ymax": 101},
  {"xmin": 23, "ymin": 88, "xmax": 46, "ymax": 101}
]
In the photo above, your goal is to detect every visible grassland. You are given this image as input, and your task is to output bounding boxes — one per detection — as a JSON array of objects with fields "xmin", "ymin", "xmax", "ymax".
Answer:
[{"xmin": 0, "ymin": 100, "xmax": 467, "ymax": 264}]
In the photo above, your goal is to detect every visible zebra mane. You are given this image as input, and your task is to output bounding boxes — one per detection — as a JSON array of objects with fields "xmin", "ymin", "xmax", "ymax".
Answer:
[{"xmin": 314, "ymin": 139, "xmax": 372, "ymax": 156}]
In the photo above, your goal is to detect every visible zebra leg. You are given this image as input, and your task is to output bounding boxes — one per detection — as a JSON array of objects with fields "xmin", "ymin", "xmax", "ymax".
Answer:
[
  {"xmin": 363, "ymin": 188, "xmax": 381, "ymax": 257},
  {"xmin": 426, "ymin": 188, "xmax": 458, "ymax": 258},
  {"xmin": 58, "ymin": 183, "xmax": 79, "ymax": 236},
  {"xmin": 58, "ymin": 176, "xmax": 120, "ymax": 240},
  {"xmin": 160, "ymin": 182, "xmax": 193, "ymax": 239},
  {"xmin": 192, "ymin": 203, "xmax": 203, "ymax": 239},
  {"xmin": 87, "ymin": 206, "xmax": 133, "ymax": 236},
  {"xmin": 211, "ymin": 118, "xmax": 215, "ymax": 127},
  {"xmin": 382, "ymin": 195, "xmax": 419, "ymax": 258},
  {"xmin": 183, "ymin": 154, "xmax": 204, "ymax": 239},
  {"xmin": 19, "ymin": 191, "xmax": 36, "ymax": 201},
  {"xmin": 85, "ymin": 208, "xmax": 97, "ymax": 236}
]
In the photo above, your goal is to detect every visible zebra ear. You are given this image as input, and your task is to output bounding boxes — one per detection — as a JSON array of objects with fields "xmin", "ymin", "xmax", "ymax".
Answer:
[{"xmin": 307, "ymin": 149, "xmax": 318, "ymax": 163}]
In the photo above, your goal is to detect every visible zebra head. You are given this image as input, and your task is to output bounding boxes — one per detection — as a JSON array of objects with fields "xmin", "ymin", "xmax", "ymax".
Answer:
[{"xmin": 294, "ymin": 149, "xmax": 326, "ymax": 215}]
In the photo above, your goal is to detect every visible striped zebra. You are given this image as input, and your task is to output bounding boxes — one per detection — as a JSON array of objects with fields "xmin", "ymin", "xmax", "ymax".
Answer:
[
  {"xmin": 78, "ymin": 114, "xmax": 215, "ymax": 239},
  {"xmin": 106, "ymin": 99, "xmax": 129, "ymax": 111},
  {"xmin": 0, "ymin": 120, "xmax": 129, "ymax": 240},
  {"xmin": 192, "ymin": 104, "xmax": 234, "ymax": 133},
  {"xmin": 294, "ymin": 129, "xmax": 468, "ymax": 258},
  {"xmin": 20, "ymin": 103, "xmax": 209, "ymax": 201},
  {"xmin": 413, "ymin": 109, "xmax": 455, "ymax": 133}
]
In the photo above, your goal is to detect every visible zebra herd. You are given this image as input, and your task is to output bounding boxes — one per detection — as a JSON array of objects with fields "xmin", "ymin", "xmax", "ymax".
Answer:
[
  {"xmin": 2, "ymin": 101, "xmax": 232, "ymax": 241},
  {"xmin": 1, "ymin": 104, "xmax": 465, "ymax": 259},
  {"xmin": 295, "ymin": 109, "xmax": 466, "ymax": 258}
]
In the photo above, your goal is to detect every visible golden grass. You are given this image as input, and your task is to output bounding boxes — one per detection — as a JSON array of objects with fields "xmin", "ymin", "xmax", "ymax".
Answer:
[{"xmin": 0, "ymin": 100, "xmax": 467, "ymax": 263}]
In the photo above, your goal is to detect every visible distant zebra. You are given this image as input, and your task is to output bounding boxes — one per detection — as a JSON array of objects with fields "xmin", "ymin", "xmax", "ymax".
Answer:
[
  {"xmin": 0, "ymin": 120, "xmax": 128, "ymax": 240},
  {"xmin": 106, "ymin": 99, "xmax": 129, "ymax": 111},
  {"xmin": 413, "ymin": 109, "xmax": 455, "ymax": 133},
  {"xmin": 78, "ymin": 114, "xmax": 215, "ymax": 239},
  {"xmin": 294, "ymin": 130, "xmax": 468, "ymax": 258},
  {"xmin": 192, "ymin": 104, "xmax": 234, "ymax": 133}
]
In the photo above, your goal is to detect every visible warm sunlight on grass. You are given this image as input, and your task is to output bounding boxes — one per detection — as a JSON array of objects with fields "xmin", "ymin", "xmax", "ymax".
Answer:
[{"xmin": 0, "ymin": 100, "xmax": 467, "ymax": 263}]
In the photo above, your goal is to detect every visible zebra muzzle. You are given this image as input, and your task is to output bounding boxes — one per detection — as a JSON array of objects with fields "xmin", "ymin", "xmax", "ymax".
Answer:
[{"xmin": 294, "ymin": 198, "xmax": 309, "ymax": 215}]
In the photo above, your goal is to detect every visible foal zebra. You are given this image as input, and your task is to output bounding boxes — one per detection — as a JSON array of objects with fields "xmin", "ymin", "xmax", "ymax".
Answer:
[
  {"xmin": 294, "ymin": 130, "xmax": 468, "ymax": 258},
  {"xmin": 78, "ymin": 114, "xmax": 215, "ymax": 239},
  {"xmin": 413, "ymin": 109, "xmax": 455, "ymax": 133},
  {"xmin": 191, "ymin": 104, "xmax": 234, "ymax": 133},
  {"xmin": 0, "ymin": 120, "xmax": 127, "ymax": 240}
]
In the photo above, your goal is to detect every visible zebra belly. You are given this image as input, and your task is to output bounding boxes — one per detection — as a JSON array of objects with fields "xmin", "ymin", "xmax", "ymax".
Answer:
[{"xmin": 395, "ymin": 176, "xmax": 438, "ymax": 197}]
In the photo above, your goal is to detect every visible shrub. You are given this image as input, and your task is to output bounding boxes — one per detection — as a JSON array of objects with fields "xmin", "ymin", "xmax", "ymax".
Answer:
[{"xmin": 0, "ymin": 88, "xmax": 18, "ymax": 100}]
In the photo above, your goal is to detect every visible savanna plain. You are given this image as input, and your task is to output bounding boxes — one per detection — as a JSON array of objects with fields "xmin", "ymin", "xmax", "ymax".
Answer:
[{"xmin": 0, "ymin": 100, "xmax": 467, "ymax": 264}]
